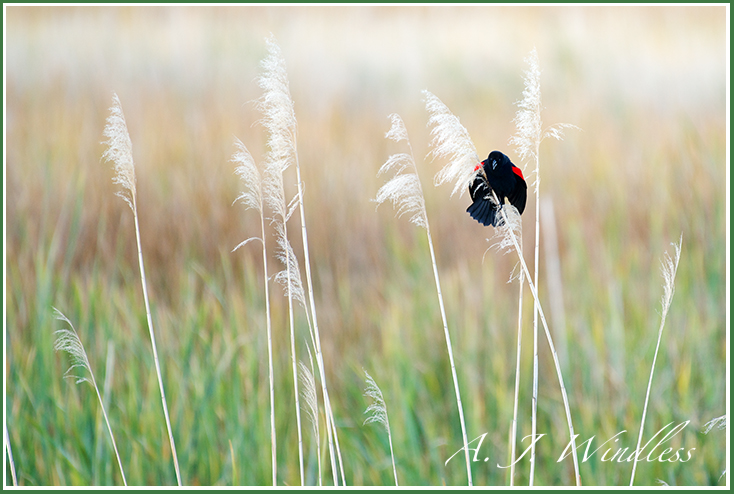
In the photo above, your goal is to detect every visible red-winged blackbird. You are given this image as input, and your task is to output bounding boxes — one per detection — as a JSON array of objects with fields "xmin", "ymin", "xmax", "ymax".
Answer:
[{"xmin": 467, "ymin": 151, "xmax": 527, "ymax": 227}]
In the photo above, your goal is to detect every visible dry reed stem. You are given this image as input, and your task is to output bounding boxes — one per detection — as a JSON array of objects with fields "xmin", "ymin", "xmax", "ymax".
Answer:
[
  {"xmin": 425, "ymin": 87, "xmax": 580, "ymax": 484},
  {"xmin": 52, "ymin": 308, "xmax": 127, "ymax": 486},
  {"xmin": 509, "ymin": 268, "xmax": 524, "ymax": 486},
  {"xmin": 363, "ymin": 370, "xmax": 399, "ymax": 486},
  {"xmin": 493, "ymin": 196, "xmax": 581, "ymax": 486},
  {"xmin": 258, "ymin": 35, "xmax": 309, "ymax": 485},
  {"xmin": 377, "ymin": 112, "xmax": 473, "ymax": 486},
  {"xmin": 5, "ymin": 421, "xmax": 17, "ymax": 485},
  {"xmin": 299, "ymin": 357, "xmax": 322, "ymax": 486},
  {"xmin": 258, "ymin": 34, "xmax": 341, "ymax": 485},
  {"xmin": 232, "ymin": 139, "xmax": 277, "ymax": 486},
  {"xmin": 102, "ymin": 94, "xmax": 181, "ymax": 486},
  {"xmin": 509, "ymin": 48, "xmax": 578, "ymax": 485},
  {"xmin": 301, "ymin": 344, "xmax": 323, "ymax": 485},
  {"xmin": 630, "ymin": 236, "xmax": 682, "ymax": 486}
]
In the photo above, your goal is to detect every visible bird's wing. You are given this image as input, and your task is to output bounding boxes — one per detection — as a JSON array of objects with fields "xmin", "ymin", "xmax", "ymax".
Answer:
[
  {"xmin": 467, "ymin": 196, "xmax": 496, "ymax": 226},
  {"xmin": 507, "ymin": 175, "xmax": 528, "ymax": 215},
  {"xmin": 468, "ymin": 175, "xmax": 487, "ymax": 201}
]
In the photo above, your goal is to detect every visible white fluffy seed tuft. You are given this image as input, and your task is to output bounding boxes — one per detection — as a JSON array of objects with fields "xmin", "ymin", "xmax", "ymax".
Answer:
[
  {"xmin": 424, "ymin": 90, "xmax": 480, "ymax": 198},
  {"xmin": 232, "ymin": 138, "xmax": 262, "ymax": 214},
  {"xmin": 52, "ymin": 308, "xmax": 93, "ymax": 386},
  {"xmin": 102, "ymin": 93, "xmax": 137, "ymax": 211},
  {"xmin": 363, "ymin": 370, "xmax": 389, "ymax": 432},
  {"xmin": 375, "ymin": 114, "xmax": 428, "ymax": 229}
]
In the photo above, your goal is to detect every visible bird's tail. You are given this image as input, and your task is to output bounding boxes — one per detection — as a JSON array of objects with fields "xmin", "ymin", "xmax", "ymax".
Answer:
[{"xmin": 467, "ymin": 197, "xmax": 500, "ymax": 227}]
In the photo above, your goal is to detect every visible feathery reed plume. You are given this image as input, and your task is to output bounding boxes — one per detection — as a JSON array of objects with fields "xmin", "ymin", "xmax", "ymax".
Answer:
[
  {"xmin": 52, "ymin": 308, "xmax": 127, "ymax": 486},
  {"xmin": 702, "ymin": 415, "xmax": 727, "ymax": 482},
  {"xmin": 5, "ymin": 423, "xmax": 17, "ymax": 486},
  {"xmin": 232, "ymin": 138, "xmax": 277, "ymax": 486},
  {"xmin": 491, "ymin": 205, "xmax": 523, "ymax": 255},
  {"xmin": 258, "ymin": 35, "xmax": 341, "ymax": 486},
  {"xmin": 274, "ymin": 232, "xmax": 308, "ymax": 309},
  {"xmin": 424, "ymin": 91, "xmax": 479, "ymax": 199},
  {"xmin": 299, "ymin": 347, "xmax": 321, "ymax": 485},
  {"xmin": 375, "ymin": 116, "xmax": 427, "ymax": 230},
  {"xmin": 509, "ymin": 49, "xmax": 578, "ymax": 485},
  {"xmin": 702, "ymin": 415, "xmax": 726, "ymax": 434},
  {"xmin": 509, "ymin": 48, "xmax": 578, "ymax": 183},
  {"xmin": 102, "ymin": 94, "xmax": 181, "ymax": 486},
  {"xmin": 102, "ymin": 94, "xmax": 136, "ymax": 212},
  {"xmin": 426, "ymin": 94, "xmax": 581, "ymax": 485},
  {"xmin": 263, "ymin": 126, "xmax": 306, "ymax": 486},
  {"xmin": 376, "ymin": 112, "xmax": 473, "ymax": 486},
  {"xmin": 233, "ymin": 139, "xmax": 264, "ymax": 217},
  {"xmin": 363, "ymin": 370, "xmax": 399, "ymax": 486},
  {"xmin": 630, "ymin": 236, "xmax": 682, "ymax": 486},
  {"xmin": 259, "ymin": 37, "xmax": 307, "ymax": 484}
]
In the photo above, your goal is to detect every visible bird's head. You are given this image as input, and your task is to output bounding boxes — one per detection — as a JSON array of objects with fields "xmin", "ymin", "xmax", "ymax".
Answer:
[{"xmin": 487, "ymin": 151, "xmax": 508, "ymax": 170}]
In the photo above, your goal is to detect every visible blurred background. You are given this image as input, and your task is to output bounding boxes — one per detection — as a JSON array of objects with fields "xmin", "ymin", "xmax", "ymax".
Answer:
[{"xmin": 4, "ymin": 5, "xmax": 727, "ymax": 486}]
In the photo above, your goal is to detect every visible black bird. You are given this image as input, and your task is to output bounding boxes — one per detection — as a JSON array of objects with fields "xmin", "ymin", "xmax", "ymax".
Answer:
[{"xmin": 467, "ymin": 151, "xmax": 527, "ymax": 227}]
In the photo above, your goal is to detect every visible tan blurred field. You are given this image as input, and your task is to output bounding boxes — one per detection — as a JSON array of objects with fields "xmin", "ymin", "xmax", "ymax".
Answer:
[{"xmin": 4, "ymin": 5, "xmax": 728, "ymax": 487}]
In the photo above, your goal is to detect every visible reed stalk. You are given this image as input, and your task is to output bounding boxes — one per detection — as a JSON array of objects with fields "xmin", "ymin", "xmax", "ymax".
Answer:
[
  {"xmin": 258, "ymin": 35, "xmax": 341, "ymax": 485},
  {"xmin": 232, "ymin": 139, "xmax": 277, "ymax": 485},
  {"xmin": 629, "ymin": 236, "xmax": 682, "ymax": 486},
  {"xmin": 426, "ymin": 88, "xmax": 580, "ymax": 485},
  {"xmin": 102, "ymin": 94, "xmax": 181, "ymax": 485},
  {"xmin": 364, "ymin": 370, "xmax": 399, "ymax": 486},
  {"xmin": 376, "ymin": 112, "xmax": 473, "ymax": 486},
  {"xmin": 5, "ymin": 417, "xmax": 17, "ymax": 486},
  {"xmin": 509, "ymin": 269, "xmax": 524, "ymax": 486},
  {"xmin": 493, "ymin": 199, "xmax": 581, "ymax": 486},
  {"xmin": 52, "ymin": 308, "xmax": 127, "ymax": 486}
]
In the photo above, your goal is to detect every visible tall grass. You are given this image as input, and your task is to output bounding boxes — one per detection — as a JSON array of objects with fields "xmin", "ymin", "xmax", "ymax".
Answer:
[
  {"xmin": 508, "ymin": 48, "xmax": 578, "ymax": 485},
  {"xmin": 232, "ymin": 139, "xmax": 276, "ymax": 486},
  {"xmin": 285, "ymin": 48, "xmax": 346, "ymax": 487},
  {"xmin": 257, "ymin": 35, "xmax": 342, "ymax": 486},
  {"xmin": 101, "ymin": 93, "xmax": 182, "ymax": 486},
  {"xmin": 630, "ymin": 236, "xmax": 682, "ymax": 486},
  {"xmin": 363, "ymin": 370, "xmax": 399, "ymax": 486},
  {"xmin": 375, "ymin": 112, "xmax": 473, "ymax": 486},
  {"xmin": 508, "ymin": 235, "xmax": 525, "ymax": 487},
  {"xmin": 52, "ymin": 308, "xmax": 127, "ymax": 485},
  {"xmin": 260, "ymin": 73, "xmax": 307, "ymax": 484},
  {"xmin": 299, "ymin": 352, "xmax": 322, "ymax": 486},
  {"xmin": 702, "ymin": 415, "xmax": 727, "ymax": 483}
]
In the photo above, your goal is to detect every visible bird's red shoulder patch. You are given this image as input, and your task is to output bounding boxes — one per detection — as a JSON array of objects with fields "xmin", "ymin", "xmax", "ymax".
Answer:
[
  {"xmin": 512, "ymin": 166, "xmax": 524, "ymax": 180},
  {"xmin": 474, "ymin": 163, "xmax": 483, "ymax": 172}
]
